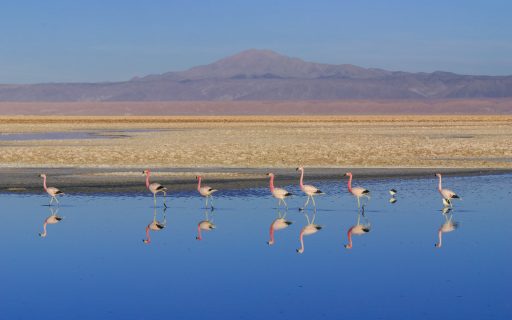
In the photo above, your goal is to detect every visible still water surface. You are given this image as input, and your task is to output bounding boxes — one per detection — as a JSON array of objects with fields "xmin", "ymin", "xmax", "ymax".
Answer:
[{"xmin": 1, "ymin": 174, "xmax": 511, "ymax": 319}]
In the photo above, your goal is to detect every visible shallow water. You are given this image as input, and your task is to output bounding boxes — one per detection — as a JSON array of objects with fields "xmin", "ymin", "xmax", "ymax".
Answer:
[
  {"xmin": 1, "ymin": 174, "xmax": 511, "ymax": 319},
  {"xmin": 0, "ymin": 129, "xmax": 167, "ymax": 141}
]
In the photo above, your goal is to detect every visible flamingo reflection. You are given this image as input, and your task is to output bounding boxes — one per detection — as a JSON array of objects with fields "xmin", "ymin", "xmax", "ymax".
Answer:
[
  {"xmin": 267, "ymin": 209, "xmax": 292, "ymax": 246},
  {"xmin": 434, "ymin": 208, "xmax": 459, "ymax": 248},
  {"xmin": 39, "ymin": 207, "xmax": 63, "ymax": 238},
  {"xmin": 296, "ymin": 210, "xmax": 322, "ymax": 254},
  {"xmin": 143, "ymin": 208, "xmax": 167, "ymax": 244},
  {"xmin": 196, "ymin": 210, "xmax": 216, "ymax": 240},
  {"xmin": 344, "ymin": 205, "xmax": 371, "ymax": 249}
]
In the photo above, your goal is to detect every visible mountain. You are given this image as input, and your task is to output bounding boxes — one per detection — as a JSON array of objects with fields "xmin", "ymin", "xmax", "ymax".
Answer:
[{"xmin": 0, "ymin": 49, "xmax": 511, "ymax": 101}]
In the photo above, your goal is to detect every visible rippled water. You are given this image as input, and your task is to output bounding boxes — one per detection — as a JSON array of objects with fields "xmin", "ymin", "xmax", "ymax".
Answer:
[{"xmin": 1, "ymin": 174, "xmax": 511, "ymax": 319}]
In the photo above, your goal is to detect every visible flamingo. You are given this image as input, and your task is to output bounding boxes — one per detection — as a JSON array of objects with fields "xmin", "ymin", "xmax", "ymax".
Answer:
[
  {"xmin": 196, "ymin": 176, "xmax": 218, "ymax": 209},
  {"xmin": 435, "ymin": 173, "xmax": 460, "ymax": 207},
  {"xmin": 196, "ymin": 210, "xmax": 216, "ymax": 240},
  {"xmin": 296, "ymin": 212, "xmax": 322, "ymax": 254},
  {"xmin": 267, "ymin": 210, "xmax": 292, "ymax": 246},
  {"xmin": 344, "ymin": 206, "xmax": 371, "ymax": 249},
  {"xmin": 143, "ymin": 208, "xmax": 167, "ymax": 244},
  {"xmin": 39, "ymin": 207, "xmax": 63, "ymax": 238},
  {"xmin": 39, "ymin": 174, "xmax": 64, "ymax": 205},
  {"xmin": 434, "ymin": 212, "xmax": 459, "ymax": 248},
  {"xmin": 345, "ymin": 172, "xmax": 370, "ymax": 208},
  {"xmin": 296, "ymin": 166, "xmax": 323, "ymax": 210},
  {"xmin": 267, "ymin": 173, "xmax": 292, "ymax": 209},
  {"xmin": 142, "ymin": 169, "xmax": 167, "ymax": 207}
]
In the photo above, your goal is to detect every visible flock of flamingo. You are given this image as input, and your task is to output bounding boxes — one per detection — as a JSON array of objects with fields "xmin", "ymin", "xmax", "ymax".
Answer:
[{"xmin": 37, "ymin": 167, "xmax": 462, "ymax": 253}]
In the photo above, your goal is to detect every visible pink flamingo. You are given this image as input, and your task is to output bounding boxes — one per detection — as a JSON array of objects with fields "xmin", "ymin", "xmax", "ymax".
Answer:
[
  {"xmin": 39, "ymin": 174, "xmax": 64, "ymax": 205},
  {"xmin": 345, "ymin": 172, "xmax": 370, "ymax": 208},
  {"xmin": 296, "ymin": 213, "xmax": 322, "ymax": 254},
  {"xmin": 296, "ymin": 166, "xmax": 324, "ymax": 210},
  {"xmin": 434, "ymin": 211, "xmax": 459, "ymax": 248},
  {"xmin": 266, "ymin": 173, "xmax": 292, "ymax": 209},
  {"xmin": 39, "ymin": 207, "xmax": 63, "ymax": 238},
  {"xmin": 267, "ymin": 210, "xmax": 292, "ymax": 246},
  {"xmin": 435, "ymin": 173, "xmax": 460, "ymax": 207},
  {"xmin": 344, "ymin": 206, "xmax": 371, "ymax": 249},
  {"xmin": 196, "ymin": 176, "xmax": 218, "ymax": 209},
  {"xmin": 142, "ymin": 169, "xmax": 167, "ymax": 207},
  {"xmin": 143, "ymin": 208, "xmax": 166, "ymax": 244}
]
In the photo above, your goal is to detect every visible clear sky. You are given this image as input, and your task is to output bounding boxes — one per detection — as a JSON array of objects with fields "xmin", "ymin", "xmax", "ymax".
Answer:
[{"xmin": 1, "ymin": 0, "xmax": 511, "ymax": 83}]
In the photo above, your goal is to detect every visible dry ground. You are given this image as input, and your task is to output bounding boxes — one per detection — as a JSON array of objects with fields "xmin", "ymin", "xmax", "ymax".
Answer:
[{"xmin": 0, "ymin": 115, "xmax": 511, "ymax": 169}]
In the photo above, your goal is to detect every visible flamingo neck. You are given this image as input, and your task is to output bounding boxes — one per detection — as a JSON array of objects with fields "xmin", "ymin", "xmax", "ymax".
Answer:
[
  {"xmin": 144, "ymin": 225, "xmax": 151, "ymax": 243},
  {"xmin": 196, "ymin": 224, "xmax": 202, "ymax": 240},
  {"xmin": 145, "ymin": 173, "xmax": 150, "ymax": 189},
  {"xmin": 269, "ymin": 223, "xmax": 275, "ymax": 244},
  {"xmin": 436, "ymin": 229, "xmax": 442, "ymax": 248},
  {"xmin": 42, "ymin": 176, "xmax": 48, "ymax": 191},
  {"xmin": 346, "ymin": 227, "xmax": 354, "ymax": 248},
  {"xmin": 269, "ymin": 175, "xmax": 275, "ymax": 193},
  {"xmin": 299, "ymin": 229, "xmax": 305, "ymax": 252},
  {"xmin": 437, "ymin": 175, "xmax": 442, "ymax": 192},
  {"xmin": 40, "ymin": 222, "xmax": 48, "ymax": 237},
  {"xmin": 347, "ymin": 175, "xmax": 353, "ymax": 193},
  {"xmin": 197, "ymin": 177, "xmax": 202, "ymax": 192},
  {"xmin": 299, "ymin": 170, "xmax": 304, "ymax": 189}
]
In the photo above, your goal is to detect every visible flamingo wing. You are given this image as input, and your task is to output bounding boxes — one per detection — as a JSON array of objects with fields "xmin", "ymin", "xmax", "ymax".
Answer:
[
  {"xmin": 351, "ymin": 187, "xmax": 370, "ymax": 197},
  {"xmin": 46, "ymin": 187, "xmax": 62, "ymax": 196},
  {"xmin": 273, "ymin": 218, "xmax": 292, "ymax": 230},
  {"xmin": 441, "ymin": 221, "xmax": 459, "ymax": 232},
  {"xmin": 441, "ymin": 188, "xmax": 459, "ymax": 199},
  {"xmin": 273, "ymin": 187, "xmax": 291, "ymax": 198},
  {"xmin": 149, "ymin": 183, "xmax": 166, "ymax": 193},
  {"xmin": 303, "ymin": 184, "xmax": 323, "ymax": 195},
  {"xmin": 200, "ymin": 186, "xmax": 217, "ymax": 196}
]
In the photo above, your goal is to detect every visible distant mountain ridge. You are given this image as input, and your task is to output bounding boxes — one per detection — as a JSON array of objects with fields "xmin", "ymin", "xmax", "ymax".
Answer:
[{"xmin": 0, "ymin": 49, "xmax": 511, "ymax": 101}]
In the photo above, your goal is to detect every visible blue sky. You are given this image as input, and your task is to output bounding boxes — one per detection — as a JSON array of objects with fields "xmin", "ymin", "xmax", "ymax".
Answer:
[{"xmin": 1, "ymin": 0, "xmax": 511, "ymax": 83}]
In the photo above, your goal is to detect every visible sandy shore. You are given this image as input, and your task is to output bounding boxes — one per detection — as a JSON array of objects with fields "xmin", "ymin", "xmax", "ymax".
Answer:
[{"xmin": 0, "ymin": 115, "xmax": 511, "ymax": 192}]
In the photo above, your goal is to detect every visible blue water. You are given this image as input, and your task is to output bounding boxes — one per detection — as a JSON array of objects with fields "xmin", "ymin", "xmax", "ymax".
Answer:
[{"xmin": 1, "ymin": 174, "xmax": 511, "ymax": 319}]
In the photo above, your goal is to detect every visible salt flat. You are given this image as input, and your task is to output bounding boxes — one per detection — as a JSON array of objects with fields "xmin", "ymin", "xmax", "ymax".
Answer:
[{"xmin": 0, "ymin": 115, "xmax": 510, "ymax": 191}]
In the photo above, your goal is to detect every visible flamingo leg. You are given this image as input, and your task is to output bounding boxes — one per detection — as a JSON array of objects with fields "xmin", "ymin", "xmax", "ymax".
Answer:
[
  {"xmin": 302, "ymin": 196, "xmax": 310, "ymax": 210},
  {"xmin": 49, "ymin": 197, "xmax": 54, "ymax": 205},
  {"xmin": 210, "ymin": 196, "xmax": 215, "ymax": 209},
  {"xmin": 311, "ymin": 196, "xmax": 316, "ymax": 208},
  {"xmin": 54, "ymin": 196, "xmax": 60, "ymax": 205},
  {"xmin": 153, "ymin": 194, "xmax": 157, "ymax": 207},
  {"xmin": 162, "ymin": 191, "xmax": 167, "ymax": 208},
  {"xmin": 205, "ymin": 196, "xmax": 209, "ymax": 209},
  {"xmin": 357, "ymin": 197, "xmax": 361, "ymax": 208},
  {"xmin": 282, "ymin": 198, "xmax": 288, "ymax": 209}
]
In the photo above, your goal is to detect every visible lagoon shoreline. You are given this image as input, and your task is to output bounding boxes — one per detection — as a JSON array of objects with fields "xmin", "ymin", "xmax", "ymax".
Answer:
[{"xmin": 1, "ymin": 166, "xmax": 510, "ymax": 194}]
